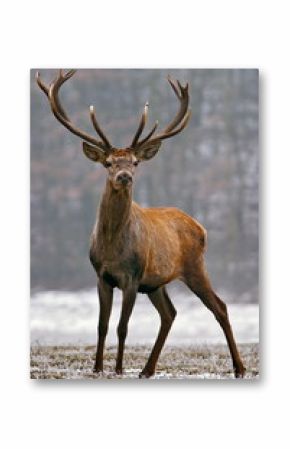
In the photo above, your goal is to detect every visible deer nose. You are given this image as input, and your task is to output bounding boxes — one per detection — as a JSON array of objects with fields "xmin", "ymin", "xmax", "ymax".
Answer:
[{"xmin": 116, "ymin": 171, "xmax": 132, "ymax": 185}]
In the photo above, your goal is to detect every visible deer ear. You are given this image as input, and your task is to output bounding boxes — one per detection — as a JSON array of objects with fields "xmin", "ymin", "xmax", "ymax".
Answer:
[
  {"xmin": 135, "ymin": 140, "xmax": 162, "ymax": 161},
  {"xmin": 82, "ymin": 142, "xmax": 107, "ymax": 163}
]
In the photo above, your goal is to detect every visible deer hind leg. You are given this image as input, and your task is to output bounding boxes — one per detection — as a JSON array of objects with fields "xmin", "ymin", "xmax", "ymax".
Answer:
[
  {"xmin": 94, "ymin": 279, "xmax": 113, "ymax": 373},
  {"xmin": 139, "ymin": 287, "xmax": 177, "ymax": 378},
  {"xmin": 184, "ymin": 266, "xmax": 246, "ymax": 378}
]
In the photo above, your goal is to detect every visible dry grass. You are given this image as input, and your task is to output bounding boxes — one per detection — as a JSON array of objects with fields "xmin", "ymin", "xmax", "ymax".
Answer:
[{"xmin": 30, "ymin": 343, "xmax": 259, "ymax": 380}]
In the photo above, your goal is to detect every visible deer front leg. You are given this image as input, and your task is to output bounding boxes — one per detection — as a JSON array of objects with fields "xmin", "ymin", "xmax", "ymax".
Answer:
[
  {"xmin": 115, "ymin": 287, "xmax": 137, "ymax": 374},
  {"xmin": 93, "ymin": 279, "xmax": 113, "ymax": 373}
]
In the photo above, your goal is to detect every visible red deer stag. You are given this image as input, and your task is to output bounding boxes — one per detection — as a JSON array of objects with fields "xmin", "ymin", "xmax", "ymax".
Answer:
[{"xmin": 36, "ymin": 69, "xmax": 246, "ymax": 378}]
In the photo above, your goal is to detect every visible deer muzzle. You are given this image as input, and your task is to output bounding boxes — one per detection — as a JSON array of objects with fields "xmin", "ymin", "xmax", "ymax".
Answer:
[{"xmin": 116, "ymin": 171, "xmax": 133, "ymax": 186}]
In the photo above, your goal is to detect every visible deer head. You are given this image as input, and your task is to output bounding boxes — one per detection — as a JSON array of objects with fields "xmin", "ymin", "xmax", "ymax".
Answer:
[{"xmin": 36, "ymin": 69, "xmax": 191, "ymax": 190}]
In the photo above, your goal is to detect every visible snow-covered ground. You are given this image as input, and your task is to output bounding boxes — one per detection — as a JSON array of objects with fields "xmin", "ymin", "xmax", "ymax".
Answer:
[{"xmin": 31, "ymin": 289, "xmax": 259, "ymax": 346}]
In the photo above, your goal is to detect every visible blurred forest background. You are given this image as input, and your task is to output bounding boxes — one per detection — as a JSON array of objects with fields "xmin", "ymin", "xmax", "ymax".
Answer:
[{"xmin": 30, "ymin": 69, "xmax": 258, "ymax": 303}]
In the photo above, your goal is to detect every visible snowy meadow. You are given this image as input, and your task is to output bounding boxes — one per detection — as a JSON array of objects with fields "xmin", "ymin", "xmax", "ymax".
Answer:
[{"xmin": 30, "ymin": 289, "xmax": 259, "ymax": 379}]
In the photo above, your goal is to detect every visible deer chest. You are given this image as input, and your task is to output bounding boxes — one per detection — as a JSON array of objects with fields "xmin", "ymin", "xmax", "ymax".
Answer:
[{"xmin": 90, "ymin": 247, "xmax": 143, "ymax": 290}]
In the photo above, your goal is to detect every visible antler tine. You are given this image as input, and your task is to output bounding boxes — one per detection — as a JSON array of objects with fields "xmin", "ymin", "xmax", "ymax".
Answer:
[
  {"xmin": 167, "ymin": 76, "xmax": 180, "ymax": 99},
  {"xmin": 155, "ymin": 108, "xmax": 191, "ymax": 141},
  {"xmin": 163, "ymin": 77, "xmax": 189, "ymax": 133},
  {"xmin": 131, "ymin": 102, "xmax": 149, "ymax": 147},
  {"xmin": 36, "ymin": 69, "xmax": 112, "ymax": 151},
  {"xmin": 36, "ymin": 71, "xmax": 49, "ymax": 97},
  {"xmin": 132, "ymin": 77, "xmax": 191, "ymax": 150},
  {"xmin": 48, "ymin": 69, "xmax": 76, "ymax": 121},
  {"xmin": 62, "ymin": 69, "xmax": 77, "ymax": 80},
  {"xmin": 138, "ymin": 120, "xmax": 159, "ymax": 146},
  {"xmin": 90, "ymin": 106, "xmax": 112, "ymax": 149},
  {"xmin": 138, "ymin": 109, "xmax": 191, "ymax": 147}
]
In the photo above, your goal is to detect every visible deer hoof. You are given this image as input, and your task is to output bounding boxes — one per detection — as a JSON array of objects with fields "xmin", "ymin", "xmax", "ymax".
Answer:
[
  {"xmin": 235, "ymin": 366, "xmax": 246, "ymax": 378},
  {"xmin": 139, "ymin": 370, "xmax": 154, "ymax": 379},
  {"xmin": 93, "ymin": 365, "xmax": 103, "ymax": 373}
]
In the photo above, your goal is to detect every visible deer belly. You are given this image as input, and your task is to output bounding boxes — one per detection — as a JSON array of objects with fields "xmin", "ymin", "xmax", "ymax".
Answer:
[
  {"xmin": 138, "ymin": 271, "xmax": 177, "ymax": 293},
  {"xmin": 138, "ymin": 246, "xmax": 180, "ymax": 292}
]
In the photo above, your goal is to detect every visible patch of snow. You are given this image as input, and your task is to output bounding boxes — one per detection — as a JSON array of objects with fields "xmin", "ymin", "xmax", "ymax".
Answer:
[{"xmin": 31, "ymin": 289, "xmax": 259, "ymax": 346}]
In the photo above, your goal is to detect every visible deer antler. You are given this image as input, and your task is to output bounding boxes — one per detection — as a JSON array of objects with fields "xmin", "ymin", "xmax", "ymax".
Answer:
[
  {"xmin": 36, "ymin": 69, "xmax": 112, "ymax": 153},
  {"xmin": 131, "ymin": 76, "xmax": 191, "ymax": 150}
]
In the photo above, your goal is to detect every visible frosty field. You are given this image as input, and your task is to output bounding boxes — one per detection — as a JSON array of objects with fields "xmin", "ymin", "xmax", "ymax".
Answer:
[
  {"xmin": 30, "ymin": 343, "xmax": 259, "ymax": 380},
  {"xmin": 30, "ymin": 289, "xmax": 259, "ymax": 379}
]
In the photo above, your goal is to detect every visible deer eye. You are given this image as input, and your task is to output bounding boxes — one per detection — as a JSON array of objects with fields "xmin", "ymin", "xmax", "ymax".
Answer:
[
  {"xmin": 133, "ymin": 161, "xmax": 139, "ymax": 166},
  {"xmin": 104, "ymin": 161, "xmax": 112, "ymax": 168}
]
